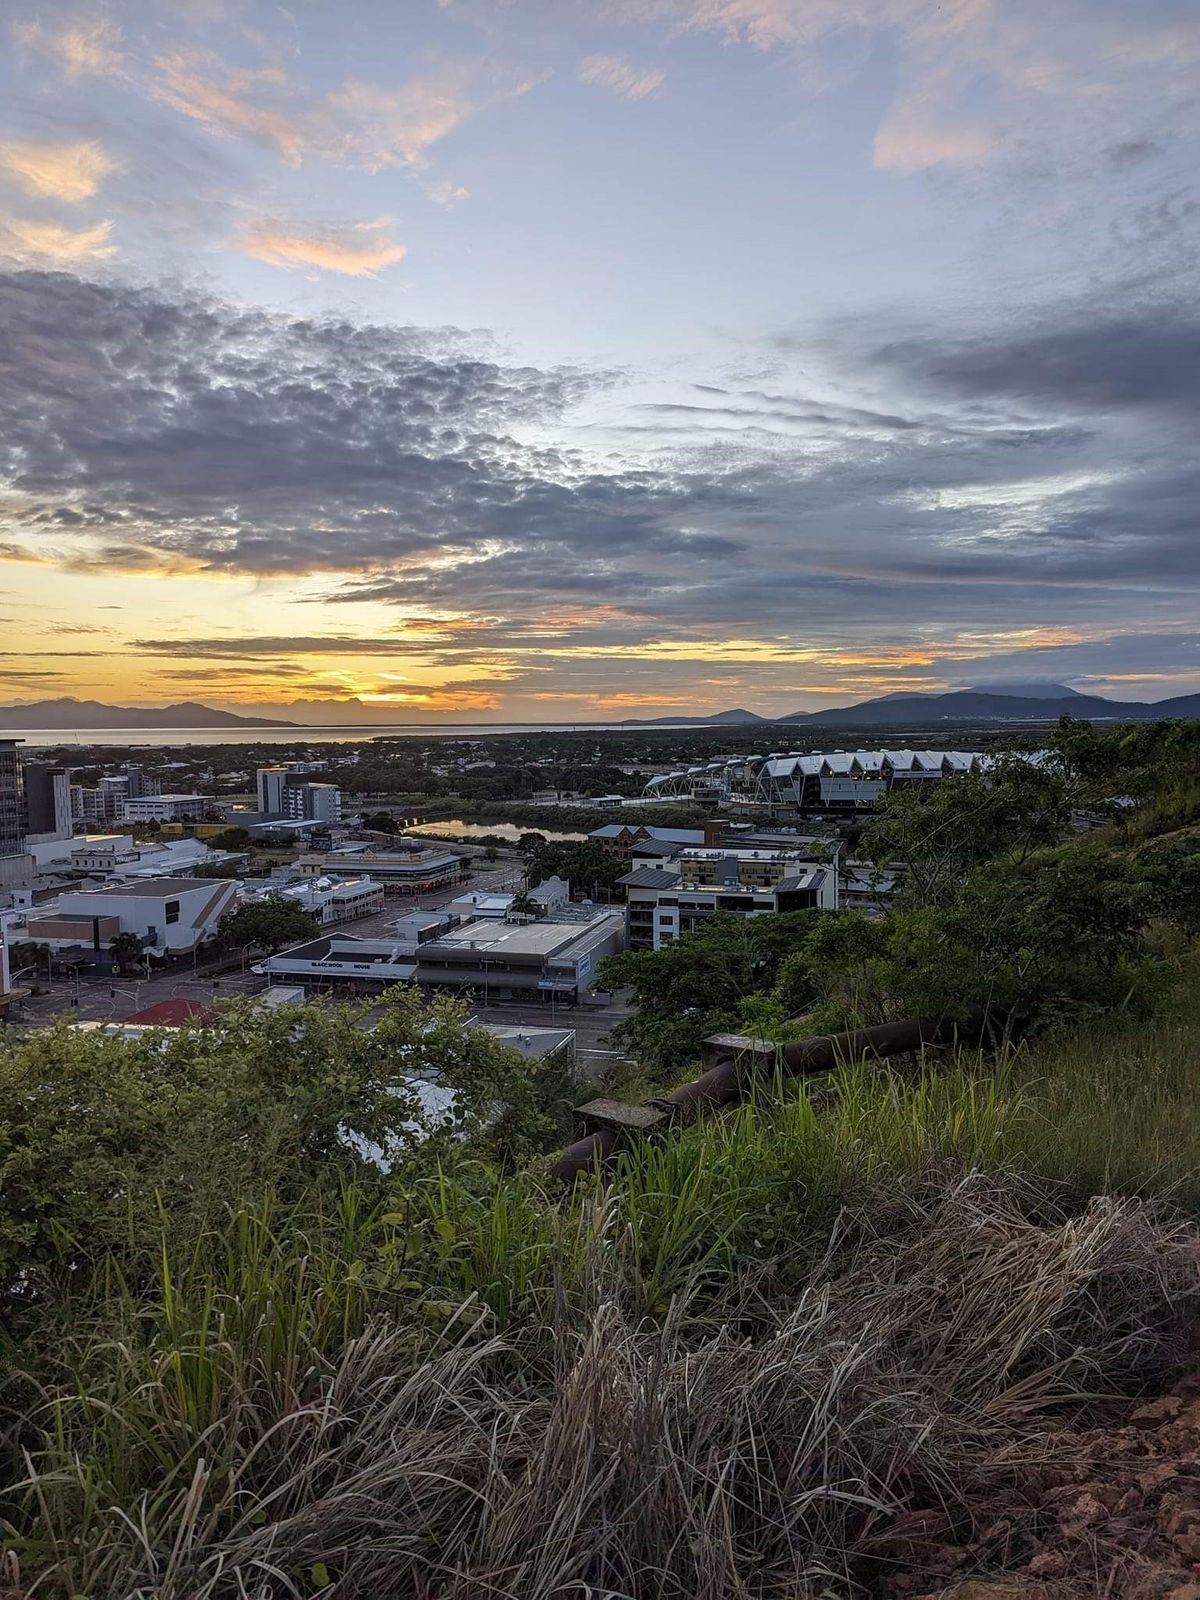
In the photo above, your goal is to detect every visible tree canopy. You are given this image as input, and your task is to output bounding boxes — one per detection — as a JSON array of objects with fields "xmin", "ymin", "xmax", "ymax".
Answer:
[{"xmin": 219, "ymin": 897, "xmax": 320, "ymax": 953}]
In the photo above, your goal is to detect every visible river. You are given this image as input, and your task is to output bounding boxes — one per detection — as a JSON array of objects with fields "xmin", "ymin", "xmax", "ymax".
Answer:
[{"xmin": 404, "ymin": 820, "xmax": 588, "ymax": 844}]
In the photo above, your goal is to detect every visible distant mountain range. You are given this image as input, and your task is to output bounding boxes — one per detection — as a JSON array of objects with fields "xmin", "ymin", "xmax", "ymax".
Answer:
[
  {"xmin": 622, "ymin": 684, "xmax": 1200, "ymax": 728},
  {"xmin": 0, "ymin": 698, "xmax": 297, "ymax": 730}
]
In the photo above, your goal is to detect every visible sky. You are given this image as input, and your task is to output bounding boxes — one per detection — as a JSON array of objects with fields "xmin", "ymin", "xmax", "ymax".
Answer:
[{"xmin": 0, "ymin": 0, "xmax": 1197, "ymax": 725}]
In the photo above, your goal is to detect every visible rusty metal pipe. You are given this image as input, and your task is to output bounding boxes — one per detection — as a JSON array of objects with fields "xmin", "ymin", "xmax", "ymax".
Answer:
[
  {"xmin": 549, "ymin": 1011, "xmax": 984, "ymax": 1185},
  {"xmin": 548, "ymin": 1124, "xmax": 623, "ymax": 1185}
]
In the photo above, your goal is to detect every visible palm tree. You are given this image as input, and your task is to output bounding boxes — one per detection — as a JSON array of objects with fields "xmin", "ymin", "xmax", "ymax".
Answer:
[{"xmin": 109, "ymin": 931, "xmax": 148, "ymax": 977}]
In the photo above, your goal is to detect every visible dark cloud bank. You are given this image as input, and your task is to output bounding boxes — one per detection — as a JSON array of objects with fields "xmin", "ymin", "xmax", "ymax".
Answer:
[{"xmin": 1, "ymin": 269, "xmax": 1197, "ymax": 680}]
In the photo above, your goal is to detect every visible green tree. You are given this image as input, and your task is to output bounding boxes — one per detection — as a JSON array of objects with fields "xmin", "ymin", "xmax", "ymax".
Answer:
[
  {"xmin": 527, "ymin": 841, "xmax": 624, "ymax": 900},
  {"xmin": 205, "ymin": 825, "xmax": 252, "ymax": 851},
  {"xmin": 599, "ymin": 911, "xmax": 825, "ymax": 1076},
  {"xmin": 108, "ymin": 931, "xmax": 148, "ymax": 976},
  {"xmin": 219, "ymin": 897, "xmax": 319, "ymax": 954},
  {"xmin": 517, "ymin": 832, "xmax": 548, "ymax": 855},
  {"xmin": 931, "ymin": 842, "xmax": 1154, "ymax": 1035},
  {"xmin": 862, "ymin": 755, "xmax": 1073, "ymax": 910},
  {"xmin": 0, "ymin": 988, "xmax": 555, "ymax": 1312},
  {"xmin": 1135, "ymin": 834, "xmax": 1200, "ymax": 936}
]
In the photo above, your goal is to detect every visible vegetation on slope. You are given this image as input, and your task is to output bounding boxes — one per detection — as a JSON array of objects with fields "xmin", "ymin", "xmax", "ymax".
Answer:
[{"xmin": 2, "ymin": 716, "xmax": 1200, "ymax": 1597}]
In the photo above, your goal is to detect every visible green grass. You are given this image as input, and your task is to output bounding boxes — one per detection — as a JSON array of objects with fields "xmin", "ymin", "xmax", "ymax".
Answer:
[{"xmin": 7, "ymin": 1007, "xmax": 1200, "ymax": 1596}]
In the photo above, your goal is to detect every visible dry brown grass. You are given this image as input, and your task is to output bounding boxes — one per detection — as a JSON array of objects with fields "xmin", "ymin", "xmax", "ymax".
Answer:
[{"xmin": 8, "ymin": 1174, "xmax": 1198, "ymax": 1600}]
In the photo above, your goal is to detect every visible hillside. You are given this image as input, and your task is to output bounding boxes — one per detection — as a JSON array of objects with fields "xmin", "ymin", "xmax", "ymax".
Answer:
[
  {"xmin": 0, "ymin": 696, "xmax": 297, "ymax": 730},
  {"xmin": 3, "ymin": 715, "xmax": 1200, "ymax": 1598},
  {"xmin": 620, "ymin": 707, "xmax": 767, "ymax": 726},
  {"xmin": 625, "ymin": 684, "xmax": 1200, "ymax": 729}
]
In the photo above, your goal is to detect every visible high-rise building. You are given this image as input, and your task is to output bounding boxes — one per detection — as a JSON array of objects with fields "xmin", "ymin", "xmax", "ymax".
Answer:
[
  {"xmin": 283, "ymin": 781, "xmax": 342, "ymax": 823},
  {"xmin": 256, "ymin": 766, "xmax": 292, "ymax": 813},
  {"xmin": 256, "ymin": 766, "xmax": 342, "ymax": 823},
  {"xmin": 121, "ymin": 764, "xmax": 161, "ymax": 799},
  {"xmin": 0, "ymin": 741, "xmax": 24, "ymax": 857},
  {"xmin": 23, "ymin": 762, "xmax": 72, "ymax": 840}
]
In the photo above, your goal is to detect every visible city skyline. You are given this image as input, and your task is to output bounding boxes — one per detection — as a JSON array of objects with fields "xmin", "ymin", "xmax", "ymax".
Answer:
[{"xmin": 1, "ymin": 0, "xmax": 1198, "ymax": 723}]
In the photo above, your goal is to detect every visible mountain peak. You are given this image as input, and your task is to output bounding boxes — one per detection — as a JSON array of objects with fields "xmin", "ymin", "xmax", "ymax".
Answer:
[{"xmin": 965, "ymin": 682, "xmax": 1081, "ymax": 700}]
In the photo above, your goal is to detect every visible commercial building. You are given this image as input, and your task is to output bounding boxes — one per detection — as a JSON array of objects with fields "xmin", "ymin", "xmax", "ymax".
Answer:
[
  {"xmin": 67, "ymin": 833, "xmax": 139, "ymax": 873},
  {"xmin": 23, "ymin": 762, "xmax": 72, "ymax": 841},
  {"xmin": 21, "ymin": 833, "xmax": 243, "ymax": 884},
  {"xmin": 295, "ymin": 846, "xmax": 465, "ymax": 895},
  {"xmin": 70, "ymin": 766, "xmax": 162, "ymax": 827},
  {"xmin": 258, "ymin": 874, "xmax": 385, "ymax": 926},
  {"xmin": 448, "ymin": 875, "xmax": 569, "ymax": 922},
  {"xmin": 22, "ymin": 876, "xmax": 238, "ymax": 965},
  {"xmin": 414, "ymin": 910, "xmax": 624, "ymax": 1003},
  {"xmin": 121, "ymin": 794, "xmax": 208, "ymax": 824},
  {"xmin": 676, "ymin": 843, "xmax": 838, "ymax": 891},
  {"xmin": 620, "ymin": 861, "xmax": 837, "ymax": 950},
  {"xmin": 259, "ymin": 906, "xmax": 624, "ymax": 1004},
  {"xmin": 255, "ymin": 916, "xmax": 455, "ymax": 989},
  {"xmin": 839, "ymin": 861, "xmax": 900, "ymax": 917},
  {"xmin": 474, "ymin": 1022, "xmax": 576, "ymax": 1075},
  {"xmin": 588, "ymin": 821, "xmax": 719, "ymax": 863},
  {"xmin": 122, "ymin": 837, "xmax": 248, "ymax": 879}
]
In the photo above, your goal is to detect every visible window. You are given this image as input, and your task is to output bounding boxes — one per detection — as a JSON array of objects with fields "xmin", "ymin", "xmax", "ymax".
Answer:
[{"xmin": 165, "ymin": 900, "xmax": 180, "ymax": 925}]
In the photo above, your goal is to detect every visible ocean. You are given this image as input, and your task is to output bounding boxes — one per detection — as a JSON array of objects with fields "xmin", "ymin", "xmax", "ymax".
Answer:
[{"xmin": 8, "ymin": 721, "xmax": 712, "ymax": 748}]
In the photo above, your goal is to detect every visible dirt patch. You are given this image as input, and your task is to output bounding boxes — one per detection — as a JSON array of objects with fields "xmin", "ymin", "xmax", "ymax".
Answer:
[{"xmin": 881, "ymin": 1383, "xmax": 1200, "ymax": 1600}]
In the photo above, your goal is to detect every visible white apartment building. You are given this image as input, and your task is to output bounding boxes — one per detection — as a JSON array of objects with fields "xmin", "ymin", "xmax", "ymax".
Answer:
[
  {"xmin": 255, "ymin": 767, "xmax": 342, "ymax": 822},
  {"xmin": 284, "ymin": 781, "xmax": 342, "ymax": 823}
]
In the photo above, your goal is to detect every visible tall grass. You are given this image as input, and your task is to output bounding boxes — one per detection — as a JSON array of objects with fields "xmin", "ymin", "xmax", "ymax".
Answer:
[
  {"xmin": 6, "ymin": 1177, "xmax": 1197, "ymax": 1599},
  {"xmin": 7, "ymin": 1007, "xmax": 1200, "ymax": 1596}
]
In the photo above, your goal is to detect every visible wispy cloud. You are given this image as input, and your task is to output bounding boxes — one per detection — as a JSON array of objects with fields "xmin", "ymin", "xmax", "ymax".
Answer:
[
  {"xmin": 150, "ymin": 51, "xmax": 519, "ymax": 173},
  {"xmin": 578, "ymin": 54, "xmax": 666, "ymax": 100},
  {"xmin": 13, "ymin": 14, "xmax": 123, "ymax": 79},
  {"xmin": 320, "ymin": 67, "xmax": 479, "ymax": 170},
  {"xmin": 0, "ymin": 215, "xmax": 114, "ymax": 265},
  {"xmin": 0, "ymin": 138, "xmax": 117, "ymax": 201},
  {"xmin": 426, "ymin": 178, "xmax": 470, "ymax": 204},
  {"xmin": 872, "ymin": 102, "xmax": 994, "ymax": 172},
  {"xmin": 154, "ymin": 53, "xmax": 305, "ymax": 164},
  {"xmin": 234, "ymin": 216, "xmax": 408, "ymax": 276}
]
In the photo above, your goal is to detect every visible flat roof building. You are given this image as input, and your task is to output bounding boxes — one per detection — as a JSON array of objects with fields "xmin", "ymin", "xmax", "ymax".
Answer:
[
  {"xmin": 258, "ymin": 907, "xmax": 624, "ymax": 1004},
  {"xmin": 620, "ymin": 862, "xmax": 836, "ymax": 950},
  {"xmin": 295, "ymin": 848, "xmax": 465, "ymax": 894},
  {"xmin": 23, "ymin": 876, "xmax": 238, "ymax": 964},
  {"xmin": 121, "ymin": 794, "xmax": 208, "ymax": 823}
]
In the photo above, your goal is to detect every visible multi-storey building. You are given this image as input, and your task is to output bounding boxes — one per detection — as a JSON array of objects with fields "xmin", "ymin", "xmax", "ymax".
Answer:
[
  {"xmin": 283, "ymin": 781, "xmax": 342, "ymax": 823},
  {"xmin": 0, "ymin": 740, "xmax": 26, "ymax": 857},
  {"xmin": 120, "ymin": 794, "xmax": 207, "ymax": 824},
  {"xmin": 256, "ymin": 766, "xmax": 292, "ymax": 813},
  {"xmin": 23, "ymin": 762, "xmax": 72, "ymax": 840},
  {"xmin": 620, "ymin": 861, "xmax": 838, "ymax": 950},
  {"xmin": 256, "ymin": 766, "xmax": 342, "ymax": 823},
  {"xmin": 676, "ymin": 844, "xmax": 837, "ymax": 891}
]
